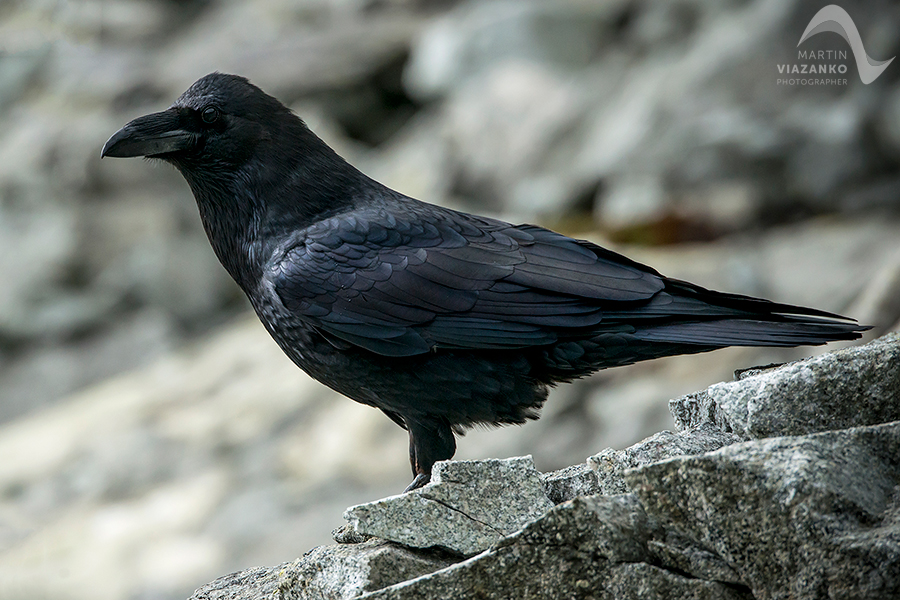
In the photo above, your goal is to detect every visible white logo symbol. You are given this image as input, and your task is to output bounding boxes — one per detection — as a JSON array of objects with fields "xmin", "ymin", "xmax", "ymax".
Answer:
[{"xmin": 798, "ymin": 5, "xmax": 894, "ymax": 84}]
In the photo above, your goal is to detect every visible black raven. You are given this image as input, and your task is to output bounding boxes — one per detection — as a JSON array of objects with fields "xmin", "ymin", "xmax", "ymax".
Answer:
[{"xmin": 102, "ymin": 73, "xmax": 868, "ymax": 490}]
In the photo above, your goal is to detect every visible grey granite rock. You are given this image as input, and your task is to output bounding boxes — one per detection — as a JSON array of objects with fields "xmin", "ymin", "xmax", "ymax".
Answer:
[
  {"xmin": 344, "ymin": 456, "xmax": 553, "ymax": 556},
  {"xmin": 543, "ymin": 424, "xmax": 741, "ymax": 503},
  {"xmin": 187, "ymin": 561, "xmax": 293, "ymax": 600},
  {"xmin": 588, "ymin": 425, "xmax": 742, "ymax": 495},
  {"xmin": 363, "ymin": 494, "xmax": 634, "ymax": 599},
  {"xmin": 628, "ymin": 421, "xmax": 900, "ymax": 600},
  {"xmin": 332, "ymin": 524, "xmax": 371, "ymax": 545},
  {"xmin": 670, "ymin": 333, "xmax": 900, "ymax": 438},
  {"xmin": 357, "ymin": 494, "xmax": 747, "ymax": 600},
  {"xmin": 199, "ymin": 494, "xmax": 749, "ymax": 600},
  {"xmin": 669, "ymin": 389, "xmax": 739, "ymax": 436},
  {"xmin": 647, "ymin": 533, "xmax": 744, "ymax": 586},
  {"xmin": 602, "ymin": 562, "xmax": 753, "ymax": 600},
  {"xmin": 187, "ymin": 539, "xmax": 455, "ymax": 600},
  {"xmin": 541, "ymin": 463, "xmax": 600, "ymax": 504}
]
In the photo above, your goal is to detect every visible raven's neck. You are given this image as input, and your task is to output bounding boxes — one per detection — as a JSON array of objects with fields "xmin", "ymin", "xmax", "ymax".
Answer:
[
  {"xmin": 178, "ymin": 127, "xmax": 372, "ymax": 292},
  {"xmin": 179, "ymin": 164, "xmax": 264, "ymax": 291}
]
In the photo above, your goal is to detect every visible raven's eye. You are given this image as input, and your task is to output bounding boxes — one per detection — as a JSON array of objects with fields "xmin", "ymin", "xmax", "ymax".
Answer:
[{"xmin": 201, "ymin": 105, "xmax": 220, "ymax": 124}]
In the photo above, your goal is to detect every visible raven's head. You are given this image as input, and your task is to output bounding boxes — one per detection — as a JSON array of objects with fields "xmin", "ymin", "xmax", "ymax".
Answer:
[
  {"xmin": 101, "ymin": 72, "xmax": 295, "ymax": 172},
  {"xmin": 102, "ymin": 73, "xmax": 369, "ymax": 285},
  {"xmin": 102, "ymin": 72, "xmax": 363, "ymax": 201}
]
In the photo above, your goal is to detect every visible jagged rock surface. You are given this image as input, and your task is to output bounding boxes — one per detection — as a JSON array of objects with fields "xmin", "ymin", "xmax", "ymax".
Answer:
[
  {"xmin": 670, "ymin": 332, "xmax": 900, "ymax": 438},
  {"xmin": 344, "ymin": 457, "xmax": 553, "ymax": 556},
  {"xmin": 187, "ymin": 540, "xmax": 456, "ymax": 600},
  {"xmin": 630, "ymin": 421, "xmax": 900, "ymax": 600},
  {"xmin": 540, "ymin": 424, "xmax": 741, "ymax": 502},
  {"xmin": 188, "ymin": 333, "xmax": 900, "ymax": 600},
  {"xmin": 356, "ymin": 495, "xmax": 749, "ymax": 600},
  {"xmin": 587, "ymin": 424, "xmax": 742, "ymax": 496}
]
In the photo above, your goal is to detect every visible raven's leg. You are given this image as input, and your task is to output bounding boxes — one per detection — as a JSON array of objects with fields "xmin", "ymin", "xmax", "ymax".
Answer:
[
  {"xmin": 404, "ymin": 418, "xmax": 456, "ymax": 492},
  {"xmin": 407, "ymin": 429, "xmax": 418, "ymax": 479}
]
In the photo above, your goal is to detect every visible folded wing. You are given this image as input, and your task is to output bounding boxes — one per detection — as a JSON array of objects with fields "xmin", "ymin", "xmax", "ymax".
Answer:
[{"xmin": 269, "ymin": 203, "xmax": 666, "ymax": 356}]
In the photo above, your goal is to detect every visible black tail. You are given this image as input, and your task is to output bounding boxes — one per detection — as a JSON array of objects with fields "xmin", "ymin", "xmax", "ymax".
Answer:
[
  {"xmin": 628, "ymin": 277, "xmax": 870, "ymax": 348},
  {"xmin": 630, "ymin": 316, "xmax": 867, "ymax": 347}
]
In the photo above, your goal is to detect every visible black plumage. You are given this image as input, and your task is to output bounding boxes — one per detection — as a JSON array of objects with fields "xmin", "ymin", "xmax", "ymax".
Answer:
[{"xmin": 102, "ymin": 73, "xmax": 868, "ymax": 490}]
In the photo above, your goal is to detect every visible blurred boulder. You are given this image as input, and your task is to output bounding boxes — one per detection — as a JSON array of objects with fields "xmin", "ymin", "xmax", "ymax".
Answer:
[
  {"xmin": 400, "ymin": 0, "xmax": 900, "ymax": 226},
  {"xmin": 404, "ymin": 0, "xmax": 617, "ymax": 101},
  {"xmin": 158, "ymin": 3, "xmax": 424, "ymax": 108},
  {"xmin": 442, "ymin": 61, "xmax": 585, "ymax": 216}
]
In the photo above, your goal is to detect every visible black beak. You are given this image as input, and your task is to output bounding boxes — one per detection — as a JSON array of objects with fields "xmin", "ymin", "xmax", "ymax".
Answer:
[{"xmin": 101, "ymin": 109, "xmax": 195, "ymax": 158}]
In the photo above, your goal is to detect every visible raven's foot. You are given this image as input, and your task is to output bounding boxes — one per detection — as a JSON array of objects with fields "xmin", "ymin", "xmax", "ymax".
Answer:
[
  {"xmin": 404, "ymin": 473, "xmax": 431, "ymax": 492},
  {"xmin": 404, "ymin": 417, "xmax": 455, "ymax": 492}
]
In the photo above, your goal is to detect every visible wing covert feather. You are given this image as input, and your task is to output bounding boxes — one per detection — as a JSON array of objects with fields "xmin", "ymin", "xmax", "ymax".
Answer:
[{"xmin": 269, "ymin": 203, "xmax": 666, "ymax": 356}]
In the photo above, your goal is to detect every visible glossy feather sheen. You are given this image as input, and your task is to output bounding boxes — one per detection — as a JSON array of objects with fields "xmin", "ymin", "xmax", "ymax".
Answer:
[{"xmin": 103, "ymin": 73, "xmax": 868, "ymax": 487}]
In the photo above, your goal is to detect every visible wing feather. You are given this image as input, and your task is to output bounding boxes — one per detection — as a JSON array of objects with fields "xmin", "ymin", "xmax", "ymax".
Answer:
[{"xmin": 269, "ymin": 202, "xmax": 668, "ymax": 356}]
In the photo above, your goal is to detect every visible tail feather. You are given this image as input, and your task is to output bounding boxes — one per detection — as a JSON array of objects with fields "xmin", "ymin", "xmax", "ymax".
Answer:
[
  {"xmin": 612, "ymin": 275, "xmax": 870, "ymax": 348},
  {"xmin": 662, "ymin": 277, "xmax": 856, "ymax": 320},
  {"xmin": 630, "ymin": 316, "xmax": 869, "ymax": 348}
]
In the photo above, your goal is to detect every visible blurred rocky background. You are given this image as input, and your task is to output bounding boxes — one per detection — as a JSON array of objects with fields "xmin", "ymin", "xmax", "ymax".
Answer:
[{"xmin": 1, "ymin": 0, "xmax": 899, "ymax": 599}]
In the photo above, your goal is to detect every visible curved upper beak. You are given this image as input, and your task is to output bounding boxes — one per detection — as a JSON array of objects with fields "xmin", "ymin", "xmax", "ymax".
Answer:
[{"xmin": 101, "ymin": 109, "xmax": 195, "ymax": 158}]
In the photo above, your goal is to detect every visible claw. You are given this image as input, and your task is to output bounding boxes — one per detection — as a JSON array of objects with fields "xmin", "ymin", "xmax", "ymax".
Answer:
[{"xmin": 404, "ymin": 472, "xmax": 431, "ymax": 492}]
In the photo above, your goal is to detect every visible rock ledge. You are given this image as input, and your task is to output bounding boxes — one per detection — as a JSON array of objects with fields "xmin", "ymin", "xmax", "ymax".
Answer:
[{"xmin": 189, "ymin": 333, "xmax": 900, "ymax": 600}]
